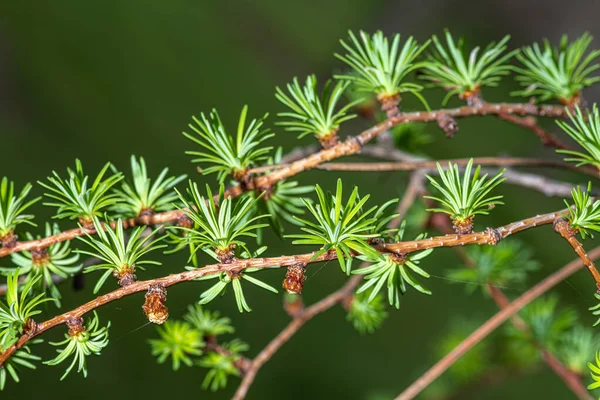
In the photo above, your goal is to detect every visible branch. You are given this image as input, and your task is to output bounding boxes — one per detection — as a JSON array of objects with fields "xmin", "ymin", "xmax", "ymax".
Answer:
[
  {"xmin": 0, "ymin": 102, "xmax": 567, "ymax": 259},
  {"xmin": 554, "ymin": 218, "xmax": 600, "ymax": 286},
  {"xmin": 497, "ymin": 113, "xmax": 572, "ymax": 150},
  {"xmin": 394, "ymin": 247, "xmax": 600, "ymax": 400},
  {"xmin": 232, "ymin": 274, "xmax": 362, "ymax": 400},
  {"xmin": 0, "ymin": 207, "xmax": 570, "ymax": 367},
  {"xmin": 316, "ymin": 157, "xmax": 574, "ymax": 172}
]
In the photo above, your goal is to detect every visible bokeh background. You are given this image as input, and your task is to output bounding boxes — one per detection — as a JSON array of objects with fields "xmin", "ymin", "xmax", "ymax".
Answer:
[{"xmin": 1, "ymin": 1, "xmax": 600, "ymax": 399}]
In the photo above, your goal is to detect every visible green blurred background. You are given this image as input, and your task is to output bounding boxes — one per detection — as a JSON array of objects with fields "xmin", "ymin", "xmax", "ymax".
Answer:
[{"xmin": 1, "ymin": 1, "xmax": 599, "ymax": 399}]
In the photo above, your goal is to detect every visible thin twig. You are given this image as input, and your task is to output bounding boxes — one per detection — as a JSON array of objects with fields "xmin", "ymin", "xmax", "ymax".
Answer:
[
  {"xmin": 394, "ymin": 247, "xmax": 600, "ymax": 400},
  {"xmin": 554, "ymin": 218, "xmax": 600, "ymax": 286},
  {"xmin": 497, "ymin": 113, "xmax": 572, "ymax": 150}
]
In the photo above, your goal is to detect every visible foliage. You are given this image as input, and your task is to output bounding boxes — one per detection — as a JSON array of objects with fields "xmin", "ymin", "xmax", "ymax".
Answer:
[
  {"xmin": 588, "ymin": 351, "xmax": 600, "ymax": 392},
  {"xmin": 558, "ymin": 325, "xmax": 599, "ymax": 375},
  {"xmin": 149, "ymin": 320, "xmax": 204, "ymax": 371},
  {"xmin": 175, "ymin": 181, "xmax": 268, "ymax": 260},
  {"xmin": 446, "ymin": 239, "xmax": 539, "ymax": 294},
  {"xmin": 184, "ymin": 304, "xmax": 235, "ymax": 337},
  {"xmin": 589, "ymin": 293, "xmax": 600, "ymax": 327},
  {"xmin": 505, "ymin": 296, "xmax": 577, "ymax": 356},
  {"xmin": 0, "ymin": 177, "xmax": 40, "ymax": 240},
  {"xmin": 421, "ymin": 31, "xmax": 516, "ymax": 104},
  {"xmin": 345, "ymin": 292, "xmax": 388, "ymax": 334},
  {"xmin": 7, "ymin": 223, "xmax": 82, "ymax": 307},
  {"xmin": 0, "ymin": 342, "xmax": 41, "ymax": 391},
  {"xmin": 564, "ymin": 182, "xmax": 600, "ymax": 239},
  {"xmin": 110, "ymin": 155, "xmax": 186, "ymax": 217},
  {"xmin": 275, "ymin": 75, "xmax": 358, "ymax": 141},
  {"xmin": 353, "ymin": 223, "xmax": 433, "ymax": 309},
  {"xmin": 0, "ymin": 270, "xmax": 51, "ymax": 350},
  {"xmin": 425, "ymin": 159, "xmax": 505, "ymax": 228},
  {"xmin": 76, "ymin": 217, "xmax": 166, "ymax": 293},
  {"xmin": 183, "ymin": 105, "xmax": 273, "ymax": 183},
  {"xmin": 556, "ymin": 104, "xmax": 600, "ymax": 168},
  {"xmin": 44, "ymin": 312, "xmax": 110, "ymax": 380},
  {"xmin": 198, "ymin": 339, "xmax": 248, "ymax": 391},
  {"xmin": 39, "ymin": 159, "xmax": 123, "ymax": 224},
  {"xmin": 512, "ymin": 33, "xmax": 600, "ymax": 103},
  {"xmin": 335, "ymin": 30, "xmax": 430, "ymax": 105},
  {"xmin": 196, "ymin": 266, "xmax": 279, "ymax": 313},
  {"xmin": 288, "ymin": 179, "xmax": 383, "ymax": 275}
]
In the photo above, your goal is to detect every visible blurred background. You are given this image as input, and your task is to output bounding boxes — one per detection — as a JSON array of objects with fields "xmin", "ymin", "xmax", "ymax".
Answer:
[{"xmin": 1, "ymin": 1, "xmax": 600, "ymax": 399}]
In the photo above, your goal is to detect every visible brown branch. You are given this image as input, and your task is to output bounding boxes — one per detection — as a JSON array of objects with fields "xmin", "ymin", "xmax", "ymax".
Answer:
[
  {"xmin": 316, "ymin": 157, "xmax": 574, "ymax": 172},
  {"xmin": 232, "ymin": 274, "xmax": 362, "ymax": 400},
  {"xmin": 0, "ymin": 206, "xmax": 571, "ymax": 367},
  {"xmin": 497, "ymin": 113, "xmax": 572, "ymax": 150},
  {"xmin": 554, "ymin": 218, "xmax": 600, "ymax": 287},
  {"xmin": 0, "ymin": 103, "xmax": 567, "ymax": 260},
  {"xmin": 395, "ymin": 247, "xmax": 600, "ymax": 400}
]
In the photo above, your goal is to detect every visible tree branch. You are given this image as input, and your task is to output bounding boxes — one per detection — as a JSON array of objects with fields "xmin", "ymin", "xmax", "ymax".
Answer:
[
  {"xmin": 0, "ymin": 102, "xmax": 567, "ymax": 259},
  {"xmin": 394, "ymin": 247, "xmax": 600, "ymax": 400}
]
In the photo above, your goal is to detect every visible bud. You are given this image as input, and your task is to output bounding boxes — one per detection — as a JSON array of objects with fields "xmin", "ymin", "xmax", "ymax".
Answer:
[
  {"xmin": 437, "ymin": 114, "xmax": 458, "ymax": 138},
  {"xmin": 282, "ymin": 263, "xmax": 307, "ymax": 294},
  {"xmin": 142, "ymin": 284, "xmax": 169, "ymax": 324}
]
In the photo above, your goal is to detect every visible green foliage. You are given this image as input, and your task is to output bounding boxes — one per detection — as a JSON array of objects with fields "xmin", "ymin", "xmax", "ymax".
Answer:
[
  {"xmin": 275, "ymin": 75, "xmax": 358, "ymax": 140},
  {"xmin": 111, "ymin": 155, "xmax": 186, "ymax": 217},
  {"xmin": 589, "ymin": 292, "xmax": 600, "ymax": 327},
  {"xmin": 149, "ymin": 320, "xmax": 204, "ymax": 371},
  {"xmin": 196, "ymin": 266, "xmax": 279, "ymax": 313},
  {"xmin": 175, "ymin": 181, "xmax": 268, "ymax": 260},
  {"xmin": 7, "ymin": 223, "xmax": 82, "ymax": 307},
  {"xmin": 345, "ymin": 292, "xmax": 388, "ymax": 334},
  {"xmin": 184, "ymin": 304, "xmax": 234, "ymax": 337},
  {"xmin": 506, "ymin": 296, "xmax": 577, "ymax": 357},
  {"xmin": 446, "ymin": 239, "xmax": 539, "ymax": 294},
  {"xmin": 0, "ymin": 177, "xmax": 40, "ymax": 240},
  {"xmin": 44, "ymin": 312, "xmax": 110, "ymax": 380},
  {"xmin": 425, "ymin": 159, "xmax": 505, "ymax": 225},
  {"xmin": 512, "ymin": 33, "xmax": 600, "ymax": 102},
  {"xmin": 183, "ymin": 105, "xmax": 274, "ymax": 183},
  {"xmin": 288, "ymin": 179, "xmax": 383, "ymax": 275},
  {"xmin": 76, "ymin": 217, "xmax": 166, "ymax": 293},
  {"xmin": 558, "ymin": 325, "xmax": 599, "ymax": 375},
  {"xmin": 421, "ymin": 31, "xmax": 516, "ymax": 104},
  {"xmin": 353, "ymin": 223, "xmax": 433, "ymax": 309},
  {"xmin": 434, "ymin": 319, "xmax": 490, "ymax": 384},
  {"xmin": 556, "ymin": 104, "xmax": 600, "ymax": 168},
  {"xmin": 564, "ymin": 182, "xmax": 600, "ymax": 239},
  {"xmin": 253, "ymin": 148, "xmax": 313, "ymax": 238},
  {"xmin": 335, "ymin": 30, "xmax": 429, "ymax": 104},
  {"xmin": 39, "ymin": 159, "xmax": 123, "ymax": 224},
  {"xmin": 198, "ymin": 339, "xmax": 248, "ymax": 391},
  {"xmin": 0, "ymin": 270, "xmax": 51, "ymax": 350},
  {"xmin": 0, "ymin": 342, "xmax": 41, "ymax": 391},
  {"xmin": 588, "ymin": 351, "xmax": 600, "ymax": 392}
]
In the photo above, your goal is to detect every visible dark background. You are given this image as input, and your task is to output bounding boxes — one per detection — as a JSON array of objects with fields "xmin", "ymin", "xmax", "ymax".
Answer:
[{"xmin": 1, "ymin": 1, "xmax": 599, "ymax": 399}]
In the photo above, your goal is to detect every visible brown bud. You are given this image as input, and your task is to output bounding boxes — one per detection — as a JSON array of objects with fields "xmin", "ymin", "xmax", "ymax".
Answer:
[
  {"xmin": 0, "ymin": 231, "xmax": 17, "ymax": 248},
  {"xmin": 282, "ymin": 263, "xmax": 307, "ymax": 294},
  {"xmin": 31, "ymin": 248, "xmax": 50, "ymax": 266},
  {"xmin": 376, "ymin": 93, "xmax": 401, "ymax": 118},
  {"xmin": 115, "ymin": 265, "xmax": 137, "ymax": 287},
  {"xmin": 66, "ymin": 317, "xmax": 85, "ymax": 337},
  {"xmin": 318, "ymin": 129, "xmax": 340, "ymax": 149},
  {"xmin": 452, "ymin": 216, "xmax": 474, "ymax": 235},
  {"xmin": 437, "ymin": 114, "xmax": 458, "ymax": 138},
  {"xmin": 216, "ymin": 245, "xmax": 236, "ymax": 264},
  {"xmin": 142, "ymin": 284, "xmax": 169, "ymax": 325}
]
